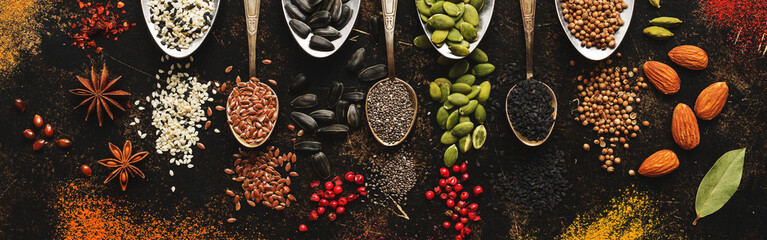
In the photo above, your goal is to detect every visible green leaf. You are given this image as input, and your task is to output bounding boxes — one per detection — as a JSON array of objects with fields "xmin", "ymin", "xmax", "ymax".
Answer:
[{"xmin": 693, "ymin": 148, "xmax": 746, "ymax": 225}]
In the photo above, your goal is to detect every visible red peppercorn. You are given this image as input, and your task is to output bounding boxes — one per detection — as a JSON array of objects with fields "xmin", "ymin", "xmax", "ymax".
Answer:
[
  {"xmin": 347, "ymin": 193, "xmax": 358, "ymax": 202},
  {"xmin": 473, "ymin": 216, "xmax": 481, "ymax": 221},
  {"xmin": 456, "ymin": 200, "xmax": 466, "ymax": 208},
  {"xmin": 442, "ymin": 221, "xmax": 451, "ymax": 229},
  {"xmin": 356, "ymin": 186, "xmax": 367, "ymax": 196},
  {"xmin": 454, "ymin": 222, "xmax": 464, "ymax": 231},
  {"xmin": 460, "ymin": 208, "xmax": 468, "ymax": 216},
  {"xmin": 425, "ymin": 191, "xmax": 434, "ymax": 200},
  {"xmin": 454, "ymin": 184, "xmax": 463, "ymax": 192},
  {"xmin": 447, "ymin": 176, "xmax": 457, "ymax": 186},
  {"xmin": 80, "ymin": 165, "xmax": 92, "ymax": 177},
  {"xmin": 333, "ymin": 185, "xmax": 343, "ymax": 195},
  {"xmin": 324, "ymin": 190, "xmax": 335, "ymax": 199},
  {"xmin": 446, "ymin": 199, "xmax": 455, "ymax": 208},
  {"xmin": 14, "ymin": 99, "xmax": 25, "ymax": 113},
  {"xmin": 309, "ymin": 210, "xmax": 318, "ymax": 221},
  {"xmin": 473, "ymin": 186, "xmax": 483, "ymax": 196},
  {"xmin": 33, "ymin": 139, "xmax": 45, "ymax": 151},
  {"xmin": 318, "ymin": 199, "xmax": 329, "ymax": 207},
  {"xmin": 338, "ymin": 197, "xmax": 348, "ymax": 206},
  {"xmin": 460, "ymin": 217, "xmax": 469, "ymax": 224},
  {"xmin": 317, "ymin": 206, "xmax": 326, "ymax": 215},
  {"xmin": 439, "ymin": 167, "xmax": 450, "ymax": 177},
  {"xmin": 460, "ymin": 191, "xmax": 469, "ymax": 200},
  {"xmin": 468, "ymin": 211, "xmax": 476, "ymax": 220},
  {"xmin": 33, "ymin": 115, "xmax": 43, "ymax": 128},
  {"xmin": 440, "ymin": 193, "xmax": 448, "ymax": 200},
  {"xmin": 452, "ymin": 164, "xmax": 461, "ymax": 173},
  {"xmin": 327, "ymin": 212, "xmax": 337, "ymax": 221},
  {"xmin": 23, "ymin": 129, "xmax": 35, "ymax": 140},
  {"xmin": 310, "ymin": 193, "xmax": 320, "ymax": 201},
  {"xmin": 448, "ymin": 191, "xmax": 457, "ymax": 199},
  {"xmin": 445, "ymin": 185, "xmax": 453, "ymax": 192},
  {"xmin": 353, "ymin": 174, "xmax": 364, "ymax": 185},
  {"xmin": 299, "ymin": 224, "xmax": 308, "ymax": 232},
  {"xmin": 44, "ymin": 124, "xmax": 53, "ymax": 137},
  {"xmin": 451, "ymin": 213, "xmax": 459, "ymax": 221},
  {"xmin": 336, "ymin": 206, "xmax": 345, "ymax": 215},
  {"xmin": 468, "ymin": 203, "xmax": 478, "ymax": 212},
  {"xmin": 325, "ymin": 181, "xmax": 334, "ymax": 190},
  {"xmin": 438, "ymin": 179, "xmax": 447, "ymax": 187},
  {"xmin": 462, "ymin": 227, "xmax": 471, "ymax": 236},
  {"xmin": 455, "ymin": 235, "xmax": 463, "ymax": 240},
  {"xmin": 333, "ymin": 176, "xmax": 344, "ymax": 186},
  {"xmin": 329, "ymin": 200, "xmax": 338, "ymax": 209},
  {"xmin": 344, "ymin": 171, "xmax": 355, "ymax": 182},
  {"xmin": 460, "ymin": 162, "xmax": 467, "ymax": 173},
  {"xmin": 434, "ymin": 186, "xmax": 441, "ymax": 194},
  {"xmin": 461, "ymin": 173, "xmax": 470, "ymax": 182}
]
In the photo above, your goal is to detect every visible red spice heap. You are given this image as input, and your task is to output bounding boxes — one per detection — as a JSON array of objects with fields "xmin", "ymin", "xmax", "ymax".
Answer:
[
  {"xmin": 70, "ymin": 0, "xmax": 134, "ymax": 53},
  {"xmin": 701, "ymin": 0, "xmax": 767, "ymax": 54}
]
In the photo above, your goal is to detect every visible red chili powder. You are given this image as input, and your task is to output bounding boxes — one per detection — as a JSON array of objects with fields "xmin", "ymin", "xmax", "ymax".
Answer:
[{"xmin": 701, "ymin": 0, "xmax": 767, "ymax": 54}]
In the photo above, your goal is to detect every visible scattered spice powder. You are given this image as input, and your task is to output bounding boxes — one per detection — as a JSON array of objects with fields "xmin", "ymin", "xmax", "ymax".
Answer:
[
  {"xmin": 0, "ymin": 0, "xmax": 52, "ymax": 77},
  {"xmin": 69, "ymin": 0, "xmax": 134, "ymax": 53},
  {"xmin": 700, "ymin": 0, "xmax": 767, "ymax": 54}
]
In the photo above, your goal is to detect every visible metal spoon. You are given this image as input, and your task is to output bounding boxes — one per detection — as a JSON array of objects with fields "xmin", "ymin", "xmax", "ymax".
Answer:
[
  {"xmin": 280, "ymin": 0, "xmax": 361, "ymax": 58},
  {"xmin": 416, "ymin": 0, "xmax": 495, "ymax": 59},
  {"xmin": 226, "ymin": 0, "xmax": 279, "ymax": 148},
  {"xmin": 505, "ymin": 0, "xmax": 557, "ymax": 147},
  {"xmin": 365, "ymin": 0, "xmax": 418, "ymax": 147},
  {"xmin": 554, "ymin": 0, "xmax": 634, "ymax": 60},
  {"xmin": 140, "ymin": 0, "xmax": 220, "ymax": 58}
]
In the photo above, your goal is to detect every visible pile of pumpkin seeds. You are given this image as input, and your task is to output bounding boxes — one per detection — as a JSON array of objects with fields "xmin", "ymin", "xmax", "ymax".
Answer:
[
  {"xmin": 428, "ymin": 49, "xmax": 494, "ymax": 167},
  {"xmin": 415, "ymin": 0, "xmax": 485, "ymax": 55}
]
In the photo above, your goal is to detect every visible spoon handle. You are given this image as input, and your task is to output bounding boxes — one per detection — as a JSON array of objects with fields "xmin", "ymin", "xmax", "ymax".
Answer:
[
  {"xmin": 245, "ymin": 0, "xmax": 261, "ymax": 78},
  {"xmin": 382, "ymin": 0, "xmax": 397, "ymax": 81},
  {"xmin": 520, "ymin": 0, "xmax": 535, "ymax": 80}
]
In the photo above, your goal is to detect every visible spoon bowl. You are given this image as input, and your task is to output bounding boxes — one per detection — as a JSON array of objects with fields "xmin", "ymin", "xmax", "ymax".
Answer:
[
  {"xmin": 505, "ymin": 81, "xmax": 557, "ymax": 146},
  {"xmin": 416, "ymin": 0, "xmax": 495, "ymax": 59},
  {"xmin": 281, "ymin": 0, "xmax": 361, "ymax": 58},
  {"xmin": 226, "ymin": 82, "xmax": 279, "ymax": 148},
  {"xmin": 365, "ymin": 78, "xmax": 418, "ymax": 147},
  {"xmin": 553, "ymin": 0, "xmax": 634, "ymax": 61},
  {"xmin": 140, "ymin": 0, "xmax": 220, "ymax": 58}
]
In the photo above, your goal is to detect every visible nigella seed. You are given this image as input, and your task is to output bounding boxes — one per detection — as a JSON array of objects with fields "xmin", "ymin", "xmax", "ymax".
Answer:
[
  {"xmin": 327, "ymin": 81, "xmax": 343, "ymax": 108},
  {"xmin": 289, "ymin": 19, "xmax": 311, "ymax": 39},
  {"xmin": 290, "ymin": 112, "xmax": 318, "ymax": 132},
  {"xmin": 285, "ymin": 3, "xmax": 307, "ymax": 21},
  {"xmin": 335, "ymin": 100, "xmax": 350, "ymax": 124},
  {"xmin": 342, "ymin": 92, "xmax": 364, "ymax": 102},
  {"xmin": 309, "ymin": 35, "xmax": 335, "ymax": 51},
  {"xmin": 358, "ymin": 64, "xmax": 387, "ymax": 82},
  {"xmin": 289, "ymin": 73, "xmax": 308, "ymax": 93},
  {"xmin": 346, "ymin": 48, "xmax": 366, "ymax": 72},
  {"xmin": 347, "ymin": 104, "xmax": 361, "ymax": 129},
  {"xmin": 290, "ymin": 94, "xmax": 318, "ymax": 109},
  {"xmin": 294, "ymin": 141, "xmax": 322, "ymax": 152},
  {"xmin": 309, "ymin": 109, "xmax": 335, "ymax": 123}
]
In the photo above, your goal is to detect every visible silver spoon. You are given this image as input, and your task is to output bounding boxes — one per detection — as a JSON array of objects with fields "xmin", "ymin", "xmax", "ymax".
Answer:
[
  {"xmin": 281, "ymin": 0, "xmax": 361, "ymax": 58},
  {"xmin": 365, "ymin": 0, "xmax": 418, "ymax": 147},
  {"xmin": 140, "ymin": 0, "xmax": 220, "ymax": 58},
  {"xmin": 554, "ymin": 0, "xmax": 634, "ymax": 60},
  {"xmin": 505, "ymin": 0, "xmax": 557, "ymax": 147},
  {"xmin": 227, "ymin": 0, "xmax": 279, "ymax": 148},
  {"xmin": 416, "ymin": 0, "xmax": 495, "ymax": 59}
]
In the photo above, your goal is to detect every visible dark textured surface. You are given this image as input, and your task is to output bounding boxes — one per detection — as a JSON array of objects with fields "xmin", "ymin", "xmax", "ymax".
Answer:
[{"xmin": 1, "ymin": 0, "xmax": 766, "ymax": 239}]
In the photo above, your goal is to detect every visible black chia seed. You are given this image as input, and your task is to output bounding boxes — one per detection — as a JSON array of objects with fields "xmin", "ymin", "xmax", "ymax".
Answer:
[
  {"xmin": 366, "ymin": 148, "xmax": 417, "ymax": 205},
  {"xmin": 366, "ymin": 80, "xmax": 414, "ymax": 145},
  {"xmin": 507, "ymin": 79, "xmax": 555, "ymax": 141}
]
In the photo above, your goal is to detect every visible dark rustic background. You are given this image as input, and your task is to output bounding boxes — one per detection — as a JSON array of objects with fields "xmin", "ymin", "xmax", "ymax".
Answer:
[{"xmin": 1, "ymin": 0, "xmax": 765, "ymax": 239}]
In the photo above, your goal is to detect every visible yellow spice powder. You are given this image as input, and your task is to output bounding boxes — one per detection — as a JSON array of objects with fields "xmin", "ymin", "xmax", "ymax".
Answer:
[{"xmin": 0, "ymin": 0, "xmax": 51, "ymax": 77}]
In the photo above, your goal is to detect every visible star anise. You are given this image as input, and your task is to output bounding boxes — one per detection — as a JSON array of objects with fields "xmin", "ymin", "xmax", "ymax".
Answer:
[
  {"xmin": 69, "ymin": 64, "xmax": 130, "ymax": 126},
  {"xmin": 98, "ymin": 141, "xmax": 148, "ymax": 191}
]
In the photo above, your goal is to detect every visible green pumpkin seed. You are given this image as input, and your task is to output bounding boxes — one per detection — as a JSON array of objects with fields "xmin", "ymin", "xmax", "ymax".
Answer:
[
  {"xmin": 414, "ymin": 35, "xmax": 432, "ymax": 49},
  {"xmin": 455, "ymin": 74, "xmax": 476, "ymax": 85},
  {"xmin": 472, "ymin": 63, "xmax": 495, "ymax": 77},
  {"xmin": 477, "ymin": 81, "xmax": 490, "ymax": 104},
  {"xmin": 450, "ymin": 40, "xmax": 470, "ymax": 49},
  {"xmin": 434, "ymin": 77, "xmax": 452, "ymax": 86},
  {"xmin": 426, "ymin": 0, "xmax": 436, "ymax": 5},
  {"xmin": 435, "ymin": 42, "xmax": 444, "ymax": 47},
  {"xmin": 469, "ymin": 0, "xmax": 484, "ymax": 10},
  {"xmin": 465, "ymin": 85, "xmax": 480, "ymax": 99},
  {"xmin": 468, "ymin": 48, "xmax": 488, "ymax": 63},
  {"xmin": 451, "ymin": 3, "xmax": 465, "ymax": 21},
  {"xmin": 443, "ymin": 2, "xmax": 461, "ymax": 16},
  {"xmin": 472, "ymin": 125, "xmax": 486, "ymax": 149},
  {"xmin": 438, "ymin": 56, "xmax": 457, "ymax": 65},
  {"xmin": 443, "ymin": 100, "xmax": 455, "ymax": 110},
  {"xmin": 417, "ymin": 0, "xmax": 432, "ymax": 16},
  {"xmin": 450, "ymin": 83, "xmax": 472, "ymax": 94},
  {"xmin": 463, "ymin": 4, "xmax": 479, "ymax": 26},
  {"xmin": 459, "ymin": 100, "xmax": 478, "ymax": 115},
  {"xmin": 650, "ymin": 17, "xmax": 682, "ymax": 28},
  {"xmin": 441, "ymin": 131, "xmax": 458, "ymax": 144},
  {"xmin": 448, "ymin": 93, "xmax": 469, "ymax": 106},
  {"xmin": 447, "ymin": 28, "xmax": 464, "ymax": 42},
  {"xmin": 430, "ymin": 1, "xmax": 445, "ymax": 14},
  {"xmin": 429, "ymin": 82, "xmax": 442, "ymax": 101},
  {"xmin": 446, "ymin": 110, "xmax": 460, "ymax": 130},
  {"xmin": 449, "ymin": 60, "xmax": 470, "ymax": 78},
  {"xmin": 474, "ymin": 104, "xmax": 486, "ymax": 124},
  {"xmin": 643, "ymin": 26, "xmax": 673, "ymax": 40},
  {"xmin": 459, "ymin": 22, "xmax": 478, "ymax": 41},
  {"xmin": 451, "ymin": 121, "xmax": 474, "ymax": 137},
  {"xmin": 449, "ymin": 45, "xmax": 471, "ymax": 56},
  {"xmin": 649, "ymin": 0, "xmax": 660, "ymax": 8},
  {"xmin": 455, "ymin": 18, "xmax": 465, "ymax": 29},
  {"xmin": 432, "ymin": 29, "xmax": 449, "ymax": 43},
  {"xmin": 439, "ymin": 83, "xmax": 451, "ymax": 103},
  {"xmin": 428, "ymin": 14, "xmax": 455, "ymax": 29},
  {"xmin": 444, "ymin": 144, "xmax": 459, "ymax": 167},
  {"xmin": 459, "ymin": 116, "xmax": 471, "ymax": 123},
  {"xmin": 458, "ymin": 134, "xmax": 472, "ymax": 153},
  {"xmin": 436, "ymin": 107, "xmax": 449, "ymax": 129}
]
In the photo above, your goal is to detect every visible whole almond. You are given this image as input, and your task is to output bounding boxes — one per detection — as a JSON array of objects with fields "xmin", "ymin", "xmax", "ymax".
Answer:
[
  {"xmin": 671, "ymin": 103, "xmax": 700, "ymax": 150},
  {"xmin": 694, "ymin": 82, "xmax": 728, "ymax": 120},
  {"xmin": 668, "ymin": 45, "xmax": 708, "ymax": 70},
  {"xmin": 638, "ymin": 149, "xmax": 679, "ymax": 177},
  {"xmin": 643, "ymin": 61, "xmax": 681, "ymax": 94}
]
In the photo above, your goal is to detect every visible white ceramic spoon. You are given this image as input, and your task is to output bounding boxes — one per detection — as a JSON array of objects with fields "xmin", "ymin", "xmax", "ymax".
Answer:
[
  {"xmin": 554, "ymin": 0, "xmax": 634, "ymax": 61},
  {"xmin": 416, "ymin": 0, "xmax": 495, "ymax": 59},
  {"xmin": 140, "ymin": 0, "xmax": 220, "ymax": 58}
]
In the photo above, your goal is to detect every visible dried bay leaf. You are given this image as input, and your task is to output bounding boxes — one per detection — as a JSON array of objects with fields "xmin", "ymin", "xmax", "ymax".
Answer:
[{"xmin": 693, "ymin": 148, "xmax": 746, "ymax": 225}]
